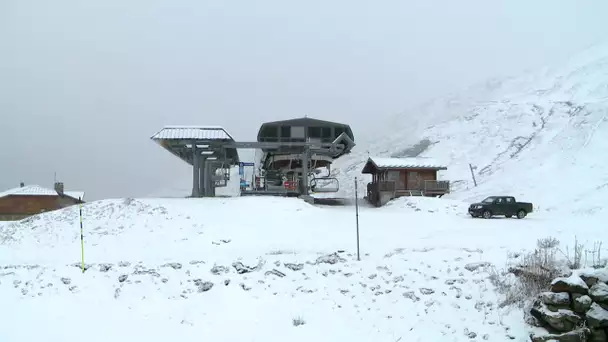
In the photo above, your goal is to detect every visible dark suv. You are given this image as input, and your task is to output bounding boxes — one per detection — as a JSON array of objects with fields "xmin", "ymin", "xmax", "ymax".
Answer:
[{"xmin": 468, "ymin": 196, "xmax": 533, "ymax": 219}]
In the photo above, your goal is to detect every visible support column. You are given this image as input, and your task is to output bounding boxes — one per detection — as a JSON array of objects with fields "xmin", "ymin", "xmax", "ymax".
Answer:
[
  {"xmin": 198, "ymin": 156, "xmax": 207, "ymax": 197},
  {"xmin": 203, "ymin": 159, "xmax": 212, "ymax": 197},
  {"xmin": 301, "ymin": 147, "xmax": 309, "ymax": 196},
  {"xmin": 192, "ymin": 143, "xmax": 200, "ymax": 198}
]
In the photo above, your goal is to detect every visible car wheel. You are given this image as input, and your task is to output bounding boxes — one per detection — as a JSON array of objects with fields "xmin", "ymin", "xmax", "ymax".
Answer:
[
  {"xmin": 482, "ymin": 210, "xmax": 492, "ymax": 219},
  {"xmin": 505, "ymin": 215, "xmax": 512, "ymax": 218},
  {"xmin": 516, "ymin": 210, "xmax": 527, "ymax": 219}
]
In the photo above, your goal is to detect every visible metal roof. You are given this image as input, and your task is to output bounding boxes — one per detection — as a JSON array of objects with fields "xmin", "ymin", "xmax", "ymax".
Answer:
[
  {"xmin": 362, "ymin": 156, "xmax": 447, "ymax": 173},
  {"xmin": 261, "ymin": 117, "xmax": 349, "ymax": 127},
  {"xmin": 0, "ymin": 185, "xmax": 85, "ymax": 200},
  {"xmin": 151, "ymin": 126, "xmax": 235, "ymax": 141}
]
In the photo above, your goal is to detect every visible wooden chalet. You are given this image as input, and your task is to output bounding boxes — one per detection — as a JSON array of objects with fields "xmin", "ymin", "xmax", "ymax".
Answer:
[{"xmin": 362, "ymin": 156, "xmax": 450, "ymax": 207}]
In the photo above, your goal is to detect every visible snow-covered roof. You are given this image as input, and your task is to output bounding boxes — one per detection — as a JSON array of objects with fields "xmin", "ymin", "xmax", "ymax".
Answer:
[
  {"xmin": 362, "ymin": 156, "xmax": 447, "ymax": 173},
  {"xmin": 0, "ymin": 185, "xmax": 85, "ymax": 200},
  {"xmin": 151, "ymin": 126, "xmax": 235, "ymax": 141}
]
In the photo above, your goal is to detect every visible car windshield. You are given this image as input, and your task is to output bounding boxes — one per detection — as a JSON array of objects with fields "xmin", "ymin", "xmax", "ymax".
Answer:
[{"xmin": 482, "ymin": 197, "xmax": 496, "ymax": 203}]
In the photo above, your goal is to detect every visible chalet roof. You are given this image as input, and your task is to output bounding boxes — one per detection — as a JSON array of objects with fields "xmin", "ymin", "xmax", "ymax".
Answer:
[
  {"xmin": 0, "ymin": 185, "xmax": 85, "ymax": 201},
  {"xmin": 361, "ymin": 156, "xmax": 447, "ymax": 173},
  {"xmin": 150, "ymin": 126, "xmax": 235, "ymax": 141}
]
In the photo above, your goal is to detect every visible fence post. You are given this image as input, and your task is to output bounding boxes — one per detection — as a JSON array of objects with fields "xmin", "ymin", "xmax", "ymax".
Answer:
[
  {"xmin": 355, "ymin": 177, "xmax": 360, "ymax": 261},
  {"xmin": 469, "ymin": 163, "xmax": 478, "ymax": 187}
]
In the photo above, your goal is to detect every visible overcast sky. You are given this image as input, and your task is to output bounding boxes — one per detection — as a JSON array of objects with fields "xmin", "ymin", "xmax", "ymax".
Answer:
[{"xmin": 1, "ymin": 0, "xmax": 607, "ymax": 200}]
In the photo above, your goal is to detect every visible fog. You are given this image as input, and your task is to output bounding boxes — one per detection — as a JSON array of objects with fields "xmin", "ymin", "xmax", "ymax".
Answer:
[{"xmin": 1, "ymin": 0, "xmax": 606, "ymax": 200}]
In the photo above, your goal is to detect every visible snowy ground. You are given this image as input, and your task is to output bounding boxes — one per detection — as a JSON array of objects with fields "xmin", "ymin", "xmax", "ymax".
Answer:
[{"xmin": 2, "ymin": 196, "xmax": 607, "ymax": 342}]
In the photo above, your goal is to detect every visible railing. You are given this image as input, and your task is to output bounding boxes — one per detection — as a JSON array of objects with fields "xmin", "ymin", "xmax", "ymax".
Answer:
[{"xmin": 424, "ymin": 180, "xmax": 450, "ymax": 193}]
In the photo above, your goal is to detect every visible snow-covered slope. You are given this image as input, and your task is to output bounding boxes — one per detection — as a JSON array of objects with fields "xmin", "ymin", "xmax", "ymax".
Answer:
[
  {"xmin": 1, "ymin": 196, "xmax": 607, "ymax": 341},
  {"xmin": 333, "ymin": 42, "xmax": 608, "ymax": 215}
]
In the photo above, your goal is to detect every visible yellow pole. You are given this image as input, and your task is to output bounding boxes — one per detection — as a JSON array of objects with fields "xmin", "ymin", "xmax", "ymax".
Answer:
[{"xmin": 79, "ymin": 198, "xmax": 85, "ymax": 273}]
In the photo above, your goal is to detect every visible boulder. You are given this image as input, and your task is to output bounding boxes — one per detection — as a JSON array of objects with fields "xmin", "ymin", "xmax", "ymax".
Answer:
[
  {"xmin": 530, "ymin": 328, "xmax": 589, "ymax": 342},
  {"xmin": 590, "ymin": 282, "xmax": 608, "ymax": 303},
  {"xmin": 551, "ymin": 274, "xmax": 589, "ymax": 295},
  {"xmin": 587, "ymin": 303, "xmax": 608, "ymax": 329},
  {"xmin": 589, "ymin": 328, "xmax": 608, "ymax": 342},
  {"xmin": 572, "ymin": 294, "xmax": 593, "ymax": 313},
  {"xmin": 530, "ymin": 301, "xmax": 582, "ymax": 332},
  {"xmin": 540, "ymin": 292, "xmax": 571, "ymax": 306},
  {"xmin": 579, "ymin": 269, "xmax": 608, "ymax": 287}
]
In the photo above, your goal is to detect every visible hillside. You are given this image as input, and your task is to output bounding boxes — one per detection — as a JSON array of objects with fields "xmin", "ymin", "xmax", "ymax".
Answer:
[{"xmin": 332, "ymin": 42, "xmax": 608, "ymax": 215}]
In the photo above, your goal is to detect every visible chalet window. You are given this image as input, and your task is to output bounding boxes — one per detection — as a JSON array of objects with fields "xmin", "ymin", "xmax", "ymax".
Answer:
[
  {"xmin": 260, "ymin": 126, "xmax": 278, "ymax": 141},
  {"xmin": 291, "ymin": 126, "xmax": 305, "ymax": 139},
  {"xmin": 334, "ymin": 127, "xmax": 344, "ymax": 138},
  {"xmin": 321, "ymin": 127, "xmax": 332, "ymax": 139},
  {"xmin": 280, "ymin": 126, "xmax": 291, "ymax": 138},
  {"xmin": 387, "ymin": 170, "xmax": 400, "ymax": 181},
  {"xmin": 308, "ymin": 127, "xmax": 321, "ymax": 138}
]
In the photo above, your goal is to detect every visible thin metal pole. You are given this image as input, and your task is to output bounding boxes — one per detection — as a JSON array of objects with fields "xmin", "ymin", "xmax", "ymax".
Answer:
[
  {"xmin": 355, "ymin": 177, "xmax": 360, "ymax": 261},
  {"xmin": 79, "ymin": 198, "xmax": 85, "ymax": 273}
]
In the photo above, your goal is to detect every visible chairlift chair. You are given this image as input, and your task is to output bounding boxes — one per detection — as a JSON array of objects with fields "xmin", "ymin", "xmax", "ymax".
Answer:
[{"xmin": 309, "ymin": 176, "xmax": 340, "ymax": 193}]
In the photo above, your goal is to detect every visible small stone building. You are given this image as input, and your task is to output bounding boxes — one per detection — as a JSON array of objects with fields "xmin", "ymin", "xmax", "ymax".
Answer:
[{"xmin": 0, "ymin": 182, "xmax": 85, "ymax": 221}]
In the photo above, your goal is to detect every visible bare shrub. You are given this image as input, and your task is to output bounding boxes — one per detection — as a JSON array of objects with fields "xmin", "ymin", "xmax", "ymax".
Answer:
[
  {"xmin": 292, "ymin": 316, "xmax": 306, "ymax": 327},
  {"xmin": 492, "ymin": 236, "xmax": 608, "ymax": 308},
  {"xmin": 491, "ymin": 237, "xmax": 566, "ymax": 308},
  {"xmin": 559, "ymin": 236, "xmax": 584, "ymax": 269}
]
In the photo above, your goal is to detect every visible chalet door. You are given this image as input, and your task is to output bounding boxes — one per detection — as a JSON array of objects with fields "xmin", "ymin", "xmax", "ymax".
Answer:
[
  {"xmin": 407, "ymin": 171, "xmax": 420, "ymax": 190},
  {"xmin": 399, "ymin": 171, "xmax": 407, "ymax": 190}
]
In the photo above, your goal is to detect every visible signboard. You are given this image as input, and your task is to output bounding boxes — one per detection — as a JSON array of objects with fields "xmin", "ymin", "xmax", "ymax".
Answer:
[{"xmin": 239, "ymin": 162, "xmax": 255, "ymax": 167}]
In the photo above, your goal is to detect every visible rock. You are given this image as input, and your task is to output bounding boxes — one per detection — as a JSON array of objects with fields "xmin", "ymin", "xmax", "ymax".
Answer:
[
  {"xmin": 530, "ymin": 301, "xmax": 582, "ymax": 332},
  {"xmin": 232, "ymin": 260, "xmax": 264, "ymax": 274},
  {"xmin": 193, "ymin": 279, "xmax": 213, "ymax": 292},
  {"xmin": 98, "ymin": 263, "xmax": 113, "ymax": 272},
  {"xmin": 210, "ymin": 265, "xmax": 229, "ymax": 275},
  {"xmin": 161, "ymin": 278, "xmax": 168, "ymax": 283},
  {"xmin": 114, "ymin": 288, "xmax": 121, "ymax": 299},
  {"xmin": 540, "ymin": 291, "xmax": 571, "ymax": 306},
  {"xmin": 118, "ymin": 274, "xmax": 128, "ymax": 283},
  {"xmin": 587, "ymin": 303, "xmax": 608, "ymax": 329},
  {"xmin": 265, "ymin": 269, "xmax": 286, "ymax": 278},
  {"xmin": 419, "ymin": 288, "xmax": 435, "ymax": 295},
  {"xmin": 589, "ymin": 328, "xmax": 608, "ymax": 342},
  {"xmin": 572, "ymin": 294, "xmax": 593, "ymax": 313},
  {"xmin": 162, "ymin": 262, "xmax": 182, "ymax": 270},
  {"xmin": 189, "ymin": 260, "xmax": 205, "ymax": 265},
  {"xmin": 590, "ymin": 282, "xmax": 608, "ymax": 303},
  {"xmin": 132, "ymin": 265, "xmax": 160, "ymax": 277},
  {"xmin": 224, "ymin": 279, "xmax": 230, "ymax": 286},
  {"xmin": 579, "ymin": 269, "xmax": 608, "ymax": 287},
  {"xmin": 551, "ymin": 274, "xmax": 589, "ymax": 295},
  {"xmin": 60, "ymin": 277, "xmax": 71, "ymax": 285},
  {"xmin": 240, "ymin": 283, "xmax": 251, "ymax": 291},
  {"xmin": 118, "ymin": 261, "xmax": 131, "ymax": 267},
  {"xmin": 464, "ymin": 262, "xmax": 491, "ymax": 272},
  {"xmin": 530, "ymin": 328, "xmax": 590, "ymax": 342},
  {"xmin": 403, "ymin": 291, "xmax": 420, "ymax": 302},
  {"xmin": 315, "ymin": 252, "xmax": 346, "ymax": 265},
  {"xmin": 284, "ymin": 263, "xmax": 304, "ymax": 271}
]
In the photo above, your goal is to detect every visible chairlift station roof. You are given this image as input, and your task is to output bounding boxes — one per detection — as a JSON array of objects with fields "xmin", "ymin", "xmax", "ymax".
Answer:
[{"xmin": 150, "ymin": 126, "xmax": 240, "ymax": 166}]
